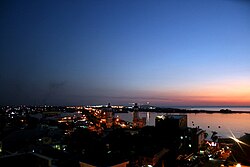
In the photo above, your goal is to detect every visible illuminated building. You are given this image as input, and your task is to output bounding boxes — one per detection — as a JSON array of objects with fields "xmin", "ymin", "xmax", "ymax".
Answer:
[
  {"xmin": 106, "ymin": 103, "xmax": 114, "ymax": 128},
  {"xmin": 133, "ymin": 103, "xmax": 139, "ymax": 127},
  {"xmin": 133, "ymin": 103, "xmax": 146, "ymax": 128}
]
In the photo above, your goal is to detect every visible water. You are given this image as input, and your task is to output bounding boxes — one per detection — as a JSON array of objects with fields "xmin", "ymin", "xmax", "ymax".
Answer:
[
  {"xmin": 171, "ymin": 106, "xmax": 250, "ymax": 112},
  {"xmin": 115, "ymin": 111, "xmax": 250, "ymax": 139},
  {"xmin": 187, "ymin": 113, "xmax": 250, "ymax": 139}
]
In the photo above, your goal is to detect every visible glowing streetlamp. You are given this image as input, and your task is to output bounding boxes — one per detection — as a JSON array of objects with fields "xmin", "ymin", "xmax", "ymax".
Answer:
[
  {"xmin": 229, "ymin": 136, "xmax": 250, "ymax": 147},
  {"xmin": 228, "ymin": 129, "xmax": 250, "ymax": 148},
  {"xmin": 236, "ymin": 163, "xmax": 241, "ymax": 167}
]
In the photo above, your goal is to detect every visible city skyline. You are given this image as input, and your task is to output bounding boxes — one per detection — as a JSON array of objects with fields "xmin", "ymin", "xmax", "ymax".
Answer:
[{"xmin": 1, "ymin": 0, "xmax": 250, "ymax": 106}]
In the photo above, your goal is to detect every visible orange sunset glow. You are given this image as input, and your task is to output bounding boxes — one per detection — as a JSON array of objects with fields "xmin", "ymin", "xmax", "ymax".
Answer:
[{"xmin": 144, "ymin": 78, "xmax": 250, "ymax": 106}]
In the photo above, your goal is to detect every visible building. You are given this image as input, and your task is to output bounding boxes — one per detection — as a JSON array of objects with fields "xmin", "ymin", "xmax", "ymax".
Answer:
[
  {"xmin": 180, "ymin": 127, "xmax": 206, "ymax": 154},
  {"xmin": 228, "ymin": 133, "xmax": 250, "ymax": 166},
  {"xmin": 154, "ymin": 114, "xmax": 188, "ymax": 156},
  {"xmin": 155, "ymin": 114, "xmax": 187, "ymax": 130},
  {"xmin": 106, "ymin": 103, "xmax": 114, "ymax": 129},
  {"xmin": 132, "ymin": 103, "xmax": 146, "ymax": 128},
  {"xmin": 191, "ymin": 128, "xmax": 206, "ymax": 153},
  {"xmin": 138, "ymin": 148, "xmax": 170, "ymax": 167},
  {"xmin": 155, "ymin": 114, "xmax": 206, "ymax": 156}
]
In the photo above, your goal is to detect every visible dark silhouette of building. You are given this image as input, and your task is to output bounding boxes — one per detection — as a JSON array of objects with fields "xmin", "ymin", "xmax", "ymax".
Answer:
[{"xmin": 155, "ymin": 114, "xmax": 187, "ymax": 130}]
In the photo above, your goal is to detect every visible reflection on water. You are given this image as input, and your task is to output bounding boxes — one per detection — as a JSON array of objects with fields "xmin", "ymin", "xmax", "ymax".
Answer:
[
  {"xmin": 188, "ymin": 113, "xmax": 250, "ymax": 139},
  {"xmin": 146, "ymin": 112, "xmax": 150, "ymax": 125},
  {"xmin": 115, "ymin": 112, "xmax": 250, "ymax": 138}
]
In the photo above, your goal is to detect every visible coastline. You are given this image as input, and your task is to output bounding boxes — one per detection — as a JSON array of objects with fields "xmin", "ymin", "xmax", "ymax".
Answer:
[{"xmin": 135, "ymin": 107, "xmax": 250, "ymax": 114}]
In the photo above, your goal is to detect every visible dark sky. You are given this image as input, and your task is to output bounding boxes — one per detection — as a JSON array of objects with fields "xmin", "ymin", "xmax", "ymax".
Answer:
[{"xmin": 1, "ymin": 0, "xmax": 250, "ymax": 106}]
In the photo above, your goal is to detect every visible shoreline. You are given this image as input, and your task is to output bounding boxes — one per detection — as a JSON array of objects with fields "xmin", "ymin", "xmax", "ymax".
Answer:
[
  {"xmin": 126, "ymin": 107, "xmax": 250, "ymax": 114},
  {"xmin": 157, "ymin": 108, "xmax": 250, "ymax": 114}
]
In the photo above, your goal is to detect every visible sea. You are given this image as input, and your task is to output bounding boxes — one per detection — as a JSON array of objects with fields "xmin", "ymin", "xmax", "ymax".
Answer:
[
  {"xmin": 175, "ymin": 106, "xmax": 250, "ymax": 112},
  {"xmin": 115, "ymin": 106, "xmax": 250, "ymax": 139}
]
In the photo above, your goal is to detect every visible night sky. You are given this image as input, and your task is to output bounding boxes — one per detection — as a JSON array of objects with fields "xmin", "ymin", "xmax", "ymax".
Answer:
[{"xmin": 1, "ymin": 0, "xmax": 250, "ymax": 106}]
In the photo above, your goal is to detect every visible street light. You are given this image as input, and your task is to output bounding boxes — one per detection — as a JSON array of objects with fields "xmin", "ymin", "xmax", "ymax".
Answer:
[
  {"xmin": 236, "ymin": 163, "xmax": 241, "ymax": 167},
  {"xmin": 228, "ymin": 129, "xmax": 250, "ymax": 147},
  {"xmin": 229, "ymin": 136, "xmax": 250, "ymax": 147}
]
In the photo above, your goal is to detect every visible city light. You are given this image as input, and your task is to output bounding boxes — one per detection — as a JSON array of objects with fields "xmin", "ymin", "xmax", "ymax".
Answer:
[
  {"xmin": 236, "ymin": 163, "xmax": 241, "ymax": 167},
  {"xmin": 229, "ymin": 130, "xmax": 250, "ymax": 147}
]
